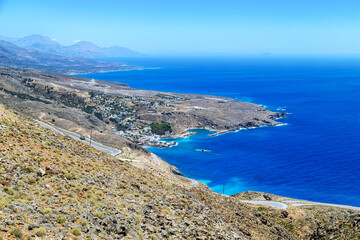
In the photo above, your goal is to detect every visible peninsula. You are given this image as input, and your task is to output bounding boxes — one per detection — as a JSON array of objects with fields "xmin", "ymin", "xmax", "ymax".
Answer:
[{"xmin": 0, "ymin": 67, "xmax": 285, "ymax": 149}]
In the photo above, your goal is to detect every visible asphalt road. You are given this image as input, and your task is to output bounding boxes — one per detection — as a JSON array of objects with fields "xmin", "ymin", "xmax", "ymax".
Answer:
[
  {"xmin": 36, "ymin": 120, "xmax": 122, "ymax": 156},
  {"xmin": 150, "ymin": 153, "xmax": 160, "ymax": 165},
  {"xmin": 240, "ymin": 200, "xmax": 360, "ymax": 211},
  {"xmin": 241, "ymin": 200, "xmax": 288, "ymax": 209}
]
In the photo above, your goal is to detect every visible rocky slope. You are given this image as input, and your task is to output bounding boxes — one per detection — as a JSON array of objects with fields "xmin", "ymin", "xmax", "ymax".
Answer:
[
  {"xmin": 0, "ymin": 103, "xmax": 299, "ymax": 239},
  {"xmin": 0, "ymin": 87, "xmax": 359, "ymax": 239},
  {"xmin": 235, "ymin": 192, "xmax": 360, "ymax": 239}
]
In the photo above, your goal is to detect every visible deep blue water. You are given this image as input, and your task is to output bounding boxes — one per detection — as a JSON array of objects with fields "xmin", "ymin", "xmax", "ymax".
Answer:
[{"xmin": 79, "ymin": 56, "xmax": 360, "ymax": 206}]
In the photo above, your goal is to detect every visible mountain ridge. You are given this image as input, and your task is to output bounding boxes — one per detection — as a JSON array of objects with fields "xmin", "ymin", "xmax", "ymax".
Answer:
[
  {"xmin": 0, "ymin": 40, "xmax": 140, "ymax": 74},
  {"xmin": 4, "ymin": 34, "xmax": 143, "ymax": 58}
]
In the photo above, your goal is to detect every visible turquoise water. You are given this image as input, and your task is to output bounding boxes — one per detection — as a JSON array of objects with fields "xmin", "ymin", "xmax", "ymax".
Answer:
[{"xmin": 79, "ymin": 56, "xmax": 360, "ymax": 206}]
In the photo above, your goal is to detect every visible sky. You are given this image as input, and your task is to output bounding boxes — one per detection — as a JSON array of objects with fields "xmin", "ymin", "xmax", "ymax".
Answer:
[{"xmin": 0, "ymin": 0, "xmax": 359, "ymax": 55}]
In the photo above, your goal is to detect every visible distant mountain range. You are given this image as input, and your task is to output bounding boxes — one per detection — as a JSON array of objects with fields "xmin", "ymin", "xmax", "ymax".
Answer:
[
  {"xmin": 0, "ymin": 39, "xmax": 140, "ymax": 74},
  {"xmin": 0, "ymin": 34, "xmax": 143, "ymax": 58}
]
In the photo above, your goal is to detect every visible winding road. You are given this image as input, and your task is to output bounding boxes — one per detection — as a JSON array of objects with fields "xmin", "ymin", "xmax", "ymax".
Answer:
[
  {"xmin": 151, "ymin": 153, "xmax": 160, "ymax": 165},
  {"xmin": 36, "ymin": 120, "xmax": 122, "ymax": 156},
  {"xmin": 240, "ymin": 199, "xmax": 360, "ymax": 211},
  {"xmin": 241, "ymin": 200, "xmax": 288, "ymax": 209}
]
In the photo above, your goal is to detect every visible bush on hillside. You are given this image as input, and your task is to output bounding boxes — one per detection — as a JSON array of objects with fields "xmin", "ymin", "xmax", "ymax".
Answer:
[{"xmin": 150, "ymin": 122, "xmax": 172, "ymax": 135}]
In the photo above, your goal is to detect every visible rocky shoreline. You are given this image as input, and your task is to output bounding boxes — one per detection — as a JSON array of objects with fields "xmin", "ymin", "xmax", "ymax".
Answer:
[{"xmin": 154, "ymin": 116, "xmax": 287, "ymax": 147}]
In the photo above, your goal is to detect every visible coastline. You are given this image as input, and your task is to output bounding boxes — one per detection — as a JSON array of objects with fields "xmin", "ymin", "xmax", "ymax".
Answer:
[
  {"xmin": 143, "ymin": 121, "xmax": 357, "ymax": 208},
  {"xmin": 1, "ymin": 62, "xmax": 358, "ymax": 240},
  {"xmin": 72, "ymin": 66, "xmax": 162, "ymax": 76},
  {"xmin": 68, "ymin": 66, "xmax": 146, "ymax": 76},
  {"xmin": 3, "ymin": 63, "xmax": 360, "ymax": 206},
  {"xmin": 160, "ymin": 116, "xmax": 288, "ymax": 140}
]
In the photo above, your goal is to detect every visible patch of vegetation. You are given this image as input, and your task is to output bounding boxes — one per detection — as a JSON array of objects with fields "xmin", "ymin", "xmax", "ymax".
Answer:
[
  {"xmin": 72, "ymin": 227, "xmax": 82, "ymax": 236},
  {"xmin": 116, "ymin": 123, "xmax": 130, "ymax": 131},
  {"xmin": 0, "ymin": 87, "xmax": 51, "ymax": 104},
  {"xmin": 34, "ymin": 227, "xmax": 47, "ymax": 237},
  {"xmin": 10, "ymin": 227, "xmax": 22, "ymax": 239},
  {"xmin": 94, "ymin": 111, "xmax": 103, "ymax": 120},
  {"xmin": 257, "ymin": 206, "xmax": 266, "ymax": 212},
  {"xmin": 57, "ymin": 215, "xmax": 66, "ymax": 224},
  {"xmin": 0, "ymin": 197, "xmax": 8, "ymax": 210},
  {"xmin": 150, "ymin": 122, "xmax": 172, "ymax": 135},
  {"xmin": 93, "ymin": 211, "xmax": 105, "ymax": 219},
  {"xmin": 89, "ymin": 91, "xmax": 96, "ymax": 98},
  {"xmin": 82, "ymin": 105, "xmax": 96, "ymax": 114}
]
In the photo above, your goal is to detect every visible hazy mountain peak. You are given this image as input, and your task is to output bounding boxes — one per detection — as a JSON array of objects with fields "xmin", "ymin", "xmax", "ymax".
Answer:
[
  {"xmin": 70, "ymin": 41, "xmax": 101, "ymax": 50},
  {"xmin": 15, "ymin": 34, "xmax": 60, "ymax": 48},
  {"xmin": 0, "ymin": 34, "xmax": 143, "ymax": 58},
  {"xmin": 0, "ymin": 35, "xmax": 19, "ymax": 43},
  {"xmin": 0, "ymin": 40, "xmax": 136, "ymax": 74},
  {"xmin": 0, "ymin": 40, "xmax": 23, "ymax": 52}
]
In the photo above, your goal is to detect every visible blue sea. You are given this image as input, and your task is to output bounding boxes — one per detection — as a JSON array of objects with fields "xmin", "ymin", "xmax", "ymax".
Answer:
[{"xmin": 79, "ymin": 56, "xmax": 360, "ymax": 207}]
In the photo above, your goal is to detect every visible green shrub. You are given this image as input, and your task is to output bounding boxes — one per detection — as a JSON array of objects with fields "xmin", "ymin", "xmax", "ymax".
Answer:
[
  {"xmin": 150, "ymin": 233, "xmax": 158, "ymax": 240},
  {"xmin": 150, "ymin": 122, "xmax": 172, "ymax": 135},
  {"xmin": 93, "ymin": 211, "xmax": 105, "ymax": 219},
  {"xmin": 43, "ymin": 208, "xmax": 52, "ymax": 214},
  {"xmin": 257, "ymin": 206, "xmax": 266, "ymax": 212},
  {"xmin": 64, "ymin": 171, "xmax": 77, "ymax": 180},
  {"xmin": 144, "ymin": 192, "xmax": 153, "ymax": 198},
  {"xmin": 67, "ymin": 197, "xmax": 78, "ymax": 204},
  {"xmin": 25, "ymin": 166, "xmax": 34, "ymax": 173},
  {"xmin": 94, "ymin": 112, "xmax": 103, "ymax": 120},
  {"xmin": 10, "ymin": 227, "xmax": 22, "ymax": 239},
  {"xmin": 72, "ymin": 227, "xmax": 82, "ymax": 236},
  {"xmin": 82, "ymin": 105, "xmax": 96, "ymax": 114},
  {"xmin": 34, "ymin": 227, "xmax": 46, "ymax": 237},
  {"xmin": 4, "ymin": 187, "xmax": 14, "ymax": 195},
  {"xmin": 0, "ymin": 197, "xmax": 8, "ymax": 210},
  {"xmin": 57, "ymin": 215, "xmax": 66, "ymax": 224},
  {"xmin": 80, "ymin": 219, "xmax": 89, "ymax": 227}
]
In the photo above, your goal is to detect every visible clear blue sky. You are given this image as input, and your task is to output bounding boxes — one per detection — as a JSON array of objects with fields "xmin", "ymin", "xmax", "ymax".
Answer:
[{"xmin": 0, "ymin": 0, "xmax": 359, "ymax": 55}]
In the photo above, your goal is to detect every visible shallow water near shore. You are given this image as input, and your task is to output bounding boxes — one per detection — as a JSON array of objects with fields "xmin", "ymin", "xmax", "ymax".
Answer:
[{"xmin": 79, "ymin": 56, "xmax": 360, "ymax": 206}]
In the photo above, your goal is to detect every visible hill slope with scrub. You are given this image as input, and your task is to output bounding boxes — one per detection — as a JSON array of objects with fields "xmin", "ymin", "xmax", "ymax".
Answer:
[
  {"xmin": 0, "ymin": 82, "xmax": 359, "ymax": 239},
  {"xmin": 0, "ymin": 104, "xmax": 300, "ymax": 239}
]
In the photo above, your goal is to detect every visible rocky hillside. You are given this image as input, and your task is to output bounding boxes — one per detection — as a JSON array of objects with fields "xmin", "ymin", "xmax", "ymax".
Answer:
[
  {"xmin": 235, "ymin": 192, "xmax": 360, "ymax": 239},
  {"xmin": 1, "ymin": 103, "xmax": 360, "ymax": 239},
  {"xmin": 0, "ymin": 103, "xmax": 299, "ymax": 239}
]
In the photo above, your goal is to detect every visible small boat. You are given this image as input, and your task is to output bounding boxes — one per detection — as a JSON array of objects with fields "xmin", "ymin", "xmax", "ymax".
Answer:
[{"xmin": 196, "ymin": 149, "xmax": 211, "ymax": 152}]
